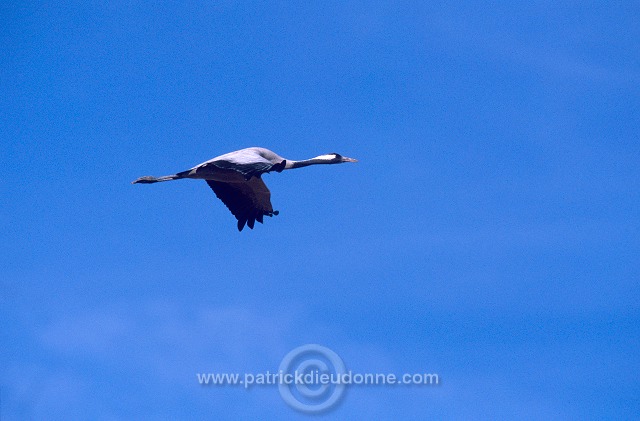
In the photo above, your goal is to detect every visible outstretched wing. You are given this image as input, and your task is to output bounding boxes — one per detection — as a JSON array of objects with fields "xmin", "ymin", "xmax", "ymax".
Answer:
[{"xmin": 206, "ymin": 177, "xmax": 279, "ymax": 231}]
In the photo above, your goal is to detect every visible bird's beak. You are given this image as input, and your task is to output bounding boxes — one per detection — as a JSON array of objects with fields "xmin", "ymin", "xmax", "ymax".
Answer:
[{"xmin": 342, "ymin": 157, "xmax": 358, "ymax": 163}]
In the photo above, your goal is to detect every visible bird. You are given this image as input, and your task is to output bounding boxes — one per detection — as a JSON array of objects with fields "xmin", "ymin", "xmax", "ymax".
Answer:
[{"xmin": 132, "ymin": 147, "xmax": 357, "ymax": 231}]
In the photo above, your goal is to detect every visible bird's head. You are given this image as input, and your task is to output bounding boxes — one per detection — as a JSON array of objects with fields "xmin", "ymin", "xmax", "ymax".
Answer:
[{"xmin": 315, "ymin": 153, "xmax": 358, "ymax": 163}]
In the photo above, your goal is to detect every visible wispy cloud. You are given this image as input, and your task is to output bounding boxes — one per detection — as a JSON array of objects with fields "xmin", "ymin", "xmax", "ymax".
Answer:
[
  {"xmin": 4, "ymin": 301, "xmax": 297, "ymax": 419},
  {"xmin": 432, "ymin": 12, "xmax": 640, "ymax": 86},
  {"xmin": 40, "ymin": 301, "xmax": 295, "ymax": 376}
]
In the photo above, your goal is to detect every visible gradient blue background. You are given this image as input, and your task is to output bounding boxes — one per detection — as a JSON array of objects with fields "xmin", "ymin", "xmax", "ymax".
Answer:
[{"xmin": 2, "ymin": 1, "xmax": 639, "ymax": 419}]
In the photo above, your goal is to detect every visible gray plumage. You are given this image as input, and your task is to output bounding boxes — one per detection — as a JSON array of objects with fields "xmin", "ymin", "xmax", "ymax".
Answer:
[{"xmin": 132, "ymin": 147, "xmax": 357, "ymax": 231}]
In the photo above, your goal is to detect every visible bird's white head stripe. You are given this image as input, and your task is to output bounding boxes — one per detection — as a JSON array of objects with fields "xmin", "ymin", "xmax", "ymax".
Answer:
[{"xmin": 314, "ymin": 154, "xmax": 337, "ymax": 160}]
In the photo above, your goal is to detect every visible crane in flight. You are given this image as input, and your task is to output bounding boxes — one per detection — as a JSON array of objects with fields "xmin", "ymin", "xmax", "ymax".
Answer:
[{"xmin": 132, "ymin": 147, "xmax": 357, "ymax": 231}]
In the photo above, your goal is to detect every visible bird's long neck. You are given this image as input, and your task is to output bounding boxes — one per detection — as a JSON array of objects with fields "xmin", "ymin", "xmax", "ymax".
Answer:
[{"xmin": 284, "ymin": 155, "xmax": 336, "ymax": 170}]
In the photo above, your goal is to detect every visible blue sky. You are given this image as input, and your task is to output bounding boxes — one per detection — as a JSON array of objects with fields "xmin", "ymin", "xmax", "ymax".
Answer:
[{"xmin": 2, "ymin": 1, "xmax": 639, "ymax": 419}]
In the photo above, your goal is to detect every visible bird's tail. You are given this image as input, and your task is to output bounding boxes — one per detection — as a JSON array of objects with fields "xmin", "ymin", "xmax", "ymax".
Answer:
[{"xmin": 131, "ymin": 174, "xmax": 181, "ymax": 184}]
